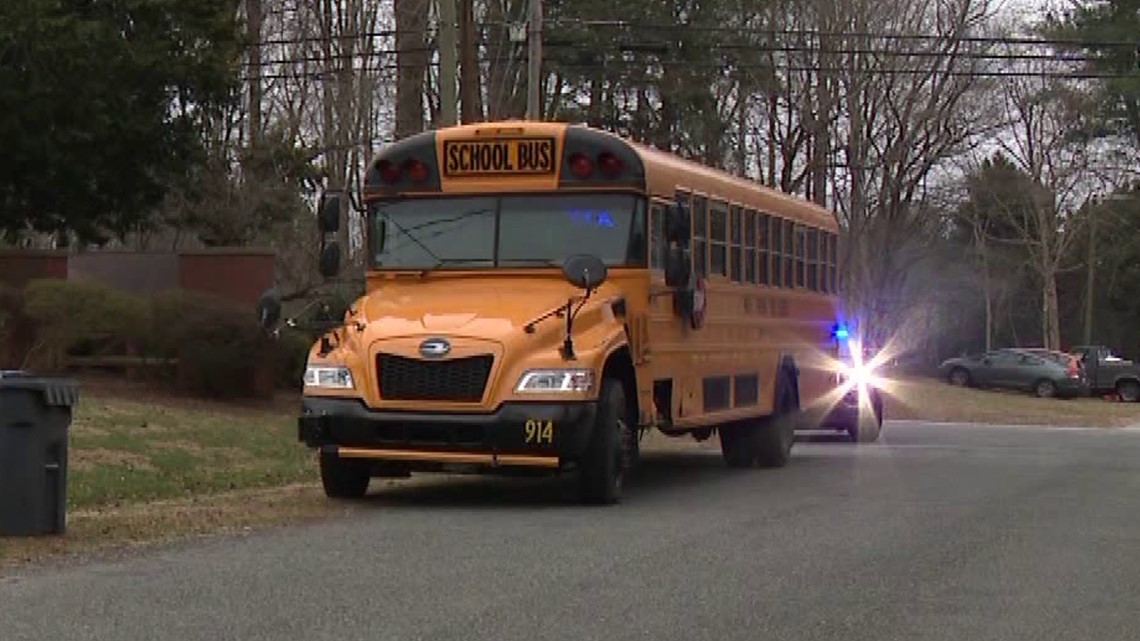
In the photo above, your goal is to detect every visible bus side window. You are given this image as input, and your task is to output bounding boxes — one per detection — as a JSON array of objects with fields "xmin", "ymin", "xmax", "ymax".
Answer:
[
  {"xmin": 709, "ymin": 200, "xmax": 728, "ymax": 278},
  {"xmin": 745, "ymin": 209, "xmax": 757, "ymax": 284},
  {"xmin": 819, "ymin": 232, "xmax": 830, "ymax": 293},
  {"xmin": 783, "ymin": 220, "xmax": 795, "ymax": 288},
  {"xmin": 693, "ymin": 195, "xmax": 708, "ymax": 277},
  {"xmin": 761, "ymin": 212, "xmax": 770, "ymax": 284},
  {"xmin": 822, "ymin": 232, "xmax": 833, "ymax": 293},
  {"xmin": 649, "ymin": 203, "xmax": 666, "ymax": 270},
  {"xmin": 730, "ymin": 205, "xmax": 743, "ymax": 282},
  {"xmin": 828, "ymin": 232, "xmax": 839, "ymax": 293},
  {"xmin": 770, "ymin": 216, "xmax": 782, "ymax": 287},
  {"xmin": 807, "ymin": 227, "xmax": 819, "ymax": 291},
  {"xmin": 795, "ymin": 225, "xmax": 807, "ymax": 289}
]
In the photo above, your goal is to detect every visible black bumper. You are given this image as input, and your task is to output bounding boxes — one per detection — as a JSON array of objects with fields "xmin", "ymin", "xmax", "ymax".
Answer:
[{"xmin": 298, "ymin": 397, "xmax": 599, "ymax": 462}]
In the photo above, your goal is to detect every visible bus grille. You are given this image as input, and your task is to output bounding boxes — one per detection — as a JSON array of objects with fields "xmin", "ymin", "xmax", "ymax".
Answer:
[{"xmin": 377, "ymin": 353, "xmax": 493, "ymax": 402}]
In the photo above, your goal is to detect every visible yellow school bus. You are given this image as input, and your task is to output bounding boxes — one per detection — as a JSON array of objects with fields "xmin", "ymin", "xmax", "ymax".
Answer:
[{"xmin": 285, "ymin": 121, "xmax": 883, "ymax": 504}]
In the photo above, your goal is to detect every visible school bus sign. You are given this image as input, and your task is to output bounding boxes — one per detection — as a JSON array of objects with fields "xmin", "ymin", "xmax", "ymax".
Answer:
[{"xmin": 443, "ymin": 138, "xmax": 556, "ymax": 177}]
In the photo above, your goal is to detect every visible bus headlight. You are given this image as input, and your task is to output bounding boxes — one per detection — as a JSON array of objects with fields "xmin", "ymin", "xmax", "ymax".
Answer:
[
  {"xmin": 304, "ymin": 365, "xmax": 355, "ymax": 390},
  {"xmin": 516, "ymin": 369, "xmax": 594, "ymax": 393}
]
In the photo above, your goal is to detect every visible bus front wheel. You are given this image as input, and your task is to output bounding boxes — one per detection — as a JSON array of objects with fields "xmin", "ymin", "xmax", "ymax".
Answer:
[
  {"xmin": 320, "ymin": 452, "xmax": 371, "ymax": 499},
  {"xmin": 578, "ymin": 379, "xmax": 633, "ymax": 505}
]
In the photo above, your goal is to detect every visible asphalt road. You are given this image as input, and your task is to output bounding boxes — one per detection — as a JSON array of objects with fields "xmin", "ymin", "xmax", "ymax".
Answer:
[{"xmin": 4, "ymin": 420, "xmax": 1140, "ymax": 641}]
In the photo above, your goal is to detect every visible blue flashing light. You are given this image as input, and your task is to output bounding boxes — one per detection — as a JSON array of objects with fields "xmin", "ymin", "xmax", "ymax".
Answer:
[{"xmin": 832, "ymin": 323, "xmax": 850, "ymax": 341}]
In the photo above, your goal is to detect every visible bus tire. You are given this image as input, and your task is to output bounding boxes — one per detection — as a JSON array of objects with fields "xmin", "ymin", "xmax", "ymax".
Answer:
[
  {"xmin": 848, "ymin": 402, "xmax": 883, "ymax": 444},
  {"xmin": 753, "ymin": 387, "xmax": 796, "ymax": 468},
  {"xmin": 320, "ymin": 452, "xmax": 371, "ymax": 499},
  {"xmin": 578, "ymin": 379, "xmax": 632, "ymax": 505},
  {"xmin": 719, "ymin": 424, "xmax": 754, "ymax": 468}
]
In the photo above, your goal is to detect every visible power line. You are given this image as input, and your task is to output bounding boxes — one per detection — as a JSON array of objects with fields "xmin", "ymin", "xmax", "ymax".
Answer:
[
  {"xmin": 240, "ymin": 44, "xmax": 1125, "ymax": 72},
  {"xmin": 241, "ymin": 47, "xmax": 1113, "ymax": 68},
  {"xmin": 246, "ymin": 22, "xmax": 1139, "ymax": 52},
  {"xmin": 541, "ymin": 61, "xmax": 1136, "ymax": 80},
  {"xmin": 521, "ymin": 20, "xmax": 1140, "ymax": 50},
  {"xmin": 241, "ymin": 60, "xmax": 1138, "ymax": 84}
]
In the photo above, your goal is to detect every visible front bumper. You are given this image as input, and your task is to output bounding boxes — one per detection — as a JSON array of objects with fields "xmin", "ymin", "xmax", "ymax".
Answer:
[{"xmin": 298, "ymin": 397, "xmax": 599, "ymax": 468}]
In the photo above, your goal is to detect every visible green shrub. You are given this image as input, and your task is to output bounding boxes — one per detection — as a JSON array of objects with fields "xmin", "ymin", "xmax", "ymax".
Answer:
[
  {"xmin": 11, "ymin": 281, "xmax": 315, "ymax": 398},
  {"xmin": 21, "ymin": 279, "xmax": 149, "ymax": 370},
  {"xmin": 275, "ymin": 327, "xmax": 314, "ymax": 390},
  {"xmin": 151, "ymin": 289, "xmax": 275, "ymax": 399}
]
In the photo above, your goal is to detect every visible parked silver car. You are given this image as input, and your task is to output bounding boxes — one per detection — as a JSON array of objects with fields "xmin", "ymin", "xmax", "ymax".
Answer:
[{"xmin": 939, "ymin": 348, "xmax": 1086, "ymax": 398}]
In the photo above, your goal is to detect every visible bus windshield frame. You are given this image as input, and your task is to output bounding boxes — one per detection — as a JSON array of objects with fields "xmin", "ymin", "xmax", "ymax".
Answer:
[{"xmin": 366, "ymin": 192, "xmax": 648, "ymax": 271}]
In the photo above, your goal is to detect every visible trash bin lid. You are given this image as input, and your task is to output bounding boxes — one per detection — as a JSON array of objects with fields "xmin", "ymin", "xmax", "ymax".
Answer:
[{"xmin": 0, "ymin": 374, "xmax": 81, "ymax": 407}]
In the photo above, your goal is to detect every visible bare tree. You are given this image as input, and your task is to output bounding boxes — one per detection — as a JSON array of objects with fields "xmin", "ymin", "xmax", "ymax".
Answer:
[
  {"xmin": 992, "ymin": 72, "xmax": 1101, "ymax": 349},
  {"xmin": 829, "ymin": 0, "xmax": 1002, "ymax": 344}
]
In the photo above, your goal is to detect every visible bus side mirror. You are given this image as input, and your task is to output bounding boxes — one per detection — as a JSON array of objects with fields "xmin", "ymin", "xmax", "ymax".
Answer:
[
  {"xmin": 256, "ymin": 289, "xmax": 282, "ymax": 331},
  {"xmin": 665, "ymin": 204, "xmax": 690, "ymax": 245},
  {"xmin": 320, "ymin": 242, "xmax": 341, "ymax": 279},
  {"xmin": 319, "ymin": 193, "xmax": 342, "ymax": 234},
  {"xmin": 664, "ymin": 245, "xmax": 690, "ymax": 288},
  {"xmin": 562, "ymin": 254, "xmax": 608, "ymax": 290}
]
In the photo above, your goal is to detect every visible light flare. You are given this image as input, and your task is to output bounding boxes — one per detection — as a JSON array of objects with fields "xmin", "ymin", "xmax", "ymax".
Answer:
[{"xmin": 800, "ymin": 332, "xmax": 911, "ymax": 422}]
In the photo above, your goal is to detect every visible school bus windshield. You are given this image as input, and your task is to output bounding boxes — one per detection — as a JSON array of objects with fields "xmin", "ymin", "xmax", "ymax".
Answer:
[{"xmin": 368, "ymin": 193, "xmax": 647, "ymax": 270}]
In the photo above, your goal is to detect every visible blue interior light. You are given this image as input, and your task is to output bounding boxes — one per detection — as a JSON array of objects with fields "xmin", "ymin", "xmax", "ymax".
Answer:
[{"xmin": 832, "ymin": 323, "xmax": 850, "ymax": 340}]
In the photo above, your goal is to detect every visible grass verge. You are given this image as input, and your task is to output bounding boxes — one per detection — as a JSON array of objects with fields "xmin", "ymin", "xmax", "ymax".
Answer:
[
  {"xmin": 0, "ymin": 383, "xmax": 321, "ymax": 568},
  {"xmin": 882, "ymin": 374, "xmax": 1140, "ymax": 428}
]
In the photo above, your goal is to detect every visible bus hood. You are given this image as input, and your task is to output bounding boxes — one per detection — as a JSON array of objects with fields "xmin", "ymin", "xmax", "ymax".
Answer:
[{"xmin": 353, "ymin": 277, "xmax": 622, "ymax": 342}]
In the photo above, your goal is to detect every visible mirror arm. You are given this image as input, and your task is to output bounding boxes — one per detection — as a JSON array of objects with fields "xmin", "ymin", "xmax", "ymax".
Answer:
[{"xmin": 560, "ymin": 298, "xmax": 576, "ymax": 360}]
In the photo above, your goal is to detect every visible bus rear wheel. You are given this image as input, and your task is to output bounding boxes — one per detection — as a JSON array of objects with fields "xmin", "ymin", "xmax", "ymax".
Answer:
[
  {"xmin": 719, "ymin": 424, "xmax": 754, "ymax": 468},
  {"xmin": 848, "ymin": 405, "xmax": 883, "ymax": 443},
  {"xmin": 719, "ymin": 387, "xmax": 796, "ymax": 469},
  {"xmin": 754, "ymin": 388, "xmax": 796, "ymax": 468}
]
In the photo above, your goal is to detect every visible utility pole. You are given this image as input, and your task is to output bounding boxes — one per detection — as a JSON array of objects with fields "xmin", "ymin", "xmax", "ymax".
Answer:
[
  {"xmin": 438, "ymin": 0, "xmax": 458, "ymax": 126},
  {"xmin": 526, "ymin": 0, "xmax": 543, "ymax": 120}
]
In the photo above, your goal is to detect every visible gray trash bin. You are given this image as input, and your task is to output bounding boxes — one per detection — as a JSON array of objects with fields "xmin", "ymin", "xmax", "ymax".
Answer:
[{"xmin": 0, "ymin": 371, "xmax": 80, "ymax": 536}]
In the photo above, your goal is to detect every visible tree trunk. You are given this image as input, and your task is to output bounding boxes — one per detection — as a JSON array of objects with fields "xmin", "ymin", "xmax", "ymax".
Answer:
[
  {"xmin": 971, "ymin": 223, "xmax": 993, "ymax": 351},
  {"xmin": 1043, "ymin": 267, "xmax": 1061, "ymax": 350},
  {"xmin": 395, "ymin": 0, "xmax": 427, "ymax": 138},
  {"xmin": 765, "ymin": 95, "xmax": 776, "ymax": 186},
  {"xmin": 588, "ymin": 72, "xmax": 603, "ymax": 127},
  {"xmin": 458, "ymin": 0, "xmax": 483, "ymax": 123}
]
